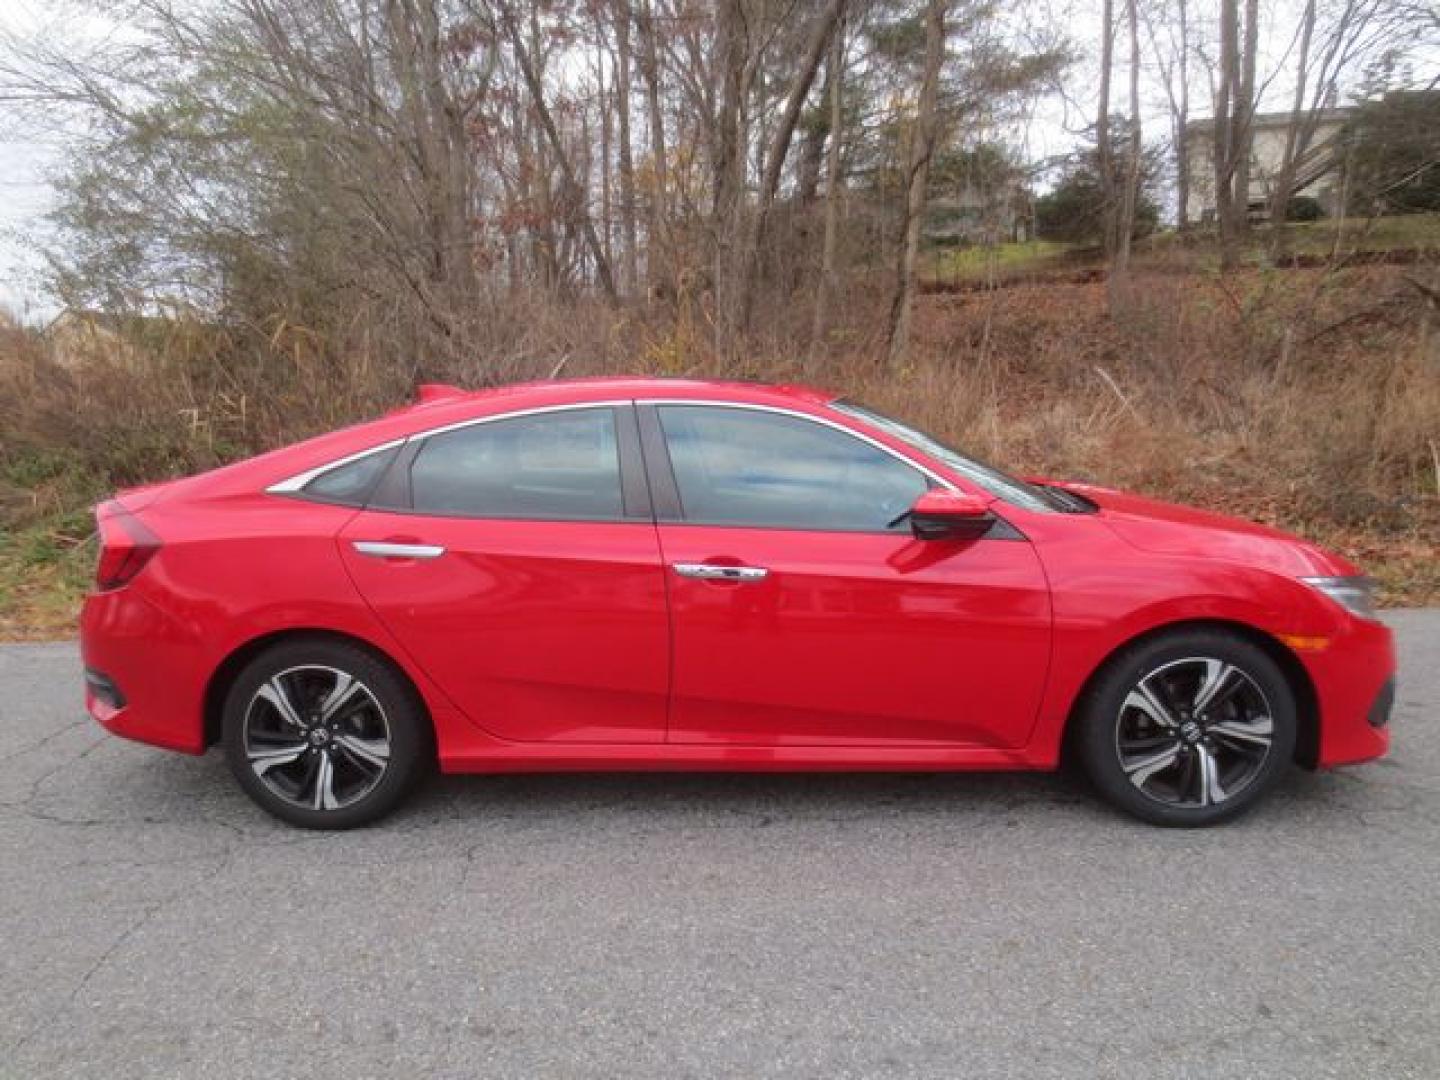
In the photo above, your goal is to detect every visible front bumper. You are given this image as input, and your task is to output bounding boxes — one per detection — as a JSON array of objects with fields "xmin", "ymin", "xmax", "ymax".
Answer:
[{"xmin": 1300, "ymin": 614, "xmax": 1395, "ymax": 767}]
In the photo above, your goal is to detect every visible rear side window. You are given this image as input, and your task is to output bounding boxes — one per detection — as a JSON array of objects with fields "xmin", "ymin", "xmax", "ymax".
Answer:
[
  {"xmin": 408, "ymin": 407, "xmax": 623, "ymax": 520},
  {"xmin": 301, "ymin": 446, "xmax": 399, "ymax": 506},
  {"xmin": 657, "ymin": 405, "xmax": 928, "ymax": 531}
]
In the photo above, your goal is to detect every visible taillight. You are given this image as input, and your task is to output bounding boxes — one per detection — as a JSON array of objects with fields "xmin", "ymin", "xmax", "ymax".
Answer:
[{"xmin": 95, "ymin": 501, "xmax": 162, "ymax": 591}]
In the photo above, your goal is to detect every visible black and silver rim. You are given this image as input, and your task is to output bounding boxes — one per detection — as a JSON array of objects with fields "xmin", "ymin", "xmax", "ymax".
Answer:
[
  {"xmin": 243, "ymin": 665, "xmax": 391, "ymax": 811},
  {"xmin": 1115, "ymin": 657, "xmax": 1274, "ymax": 809}
]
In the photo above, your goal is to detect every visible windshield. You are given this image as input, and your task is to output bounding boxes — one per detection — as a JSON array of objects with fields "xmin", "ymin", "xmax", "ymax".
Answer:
[{"xmin": 831, "ymin": 400, "xmax": 1063, "ymax": 513}]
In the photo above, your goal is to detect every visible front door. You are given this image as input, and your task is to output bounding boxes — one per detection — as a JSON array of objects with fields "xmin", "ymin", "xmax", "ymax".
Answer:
[{"xmin": 642, "ymin": 402, "xmax": 1052, "ymax": 748}]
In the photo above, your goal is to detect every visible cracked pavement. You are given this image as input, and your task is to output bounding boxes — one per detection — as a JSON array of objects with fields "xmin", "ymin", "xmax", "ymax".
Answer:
[{"xmin": 2, "ymin": 611, "xmax": 1438, "ymax": 1079}]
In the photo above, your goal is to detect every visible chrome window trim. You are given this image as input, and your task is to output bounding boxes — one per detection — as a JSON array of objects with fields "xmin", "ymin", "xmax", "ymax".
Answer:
[
  {"xmin": 266, "ymin": 438, "xmax": 406, "ymax": 495},
  {"xmin": 265, "ymin": 401, "xmax": 629, "ymax": 496},
  {"xmin": 405, "ymin": 399, "xmax": 631, "ymax": 440},
  {"xmin": 266, "ymin": 397, "xmax": 955, "ymax": 500},
  {"xmin": 646, "ymin": 399, "xmax": 958, "ymax": 491}
]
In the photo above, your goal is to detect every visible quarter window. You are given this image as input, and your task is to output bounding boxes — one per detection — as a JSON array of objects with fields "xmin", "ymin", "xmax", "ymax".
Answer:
[
  {"xmin": 407, "ymin": 408, "xmax": 624, "ymax": 520},
  {"xmin": 657, "ymin": 405, "xmax": 929, "ymax": 531},
  {"xmin": 301, "ymin": 446, "xmax": 399, "ymax": 506}
]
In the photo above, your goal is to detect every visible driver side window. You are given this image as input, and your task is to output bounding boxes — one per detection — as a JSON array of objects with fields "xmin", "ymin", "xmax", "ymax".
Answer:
[{"xmin": 657, "ymin": 405, "xmax": 929, "ymax": 531}]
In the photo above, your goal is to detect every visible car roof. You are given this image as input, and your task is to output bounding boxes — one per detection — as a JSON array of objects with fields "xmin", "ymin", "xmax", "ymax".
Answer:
[
  {"xmin": 393, "ymin": 376, "xmax": 838, "ymax": 414},
  {"xmin": 160, "ymin": 377, "xmax": 844, "ymax": 502}
]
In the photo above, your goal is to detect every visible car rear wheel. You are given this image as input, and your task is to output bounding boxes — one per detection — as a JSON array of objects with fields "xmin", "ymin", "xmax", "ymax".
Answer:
[
  {"xmin": 221, "ymin": 639, "xmax": 431, "ymax": 828},
  {"xmin": 1075, "ymin": 630, "xmax": 1297, "ymax": 826}
]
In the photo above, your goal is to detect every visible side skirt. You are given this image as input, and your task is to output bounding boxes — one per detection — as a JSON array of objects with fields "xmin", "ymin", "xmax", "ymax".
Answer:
[{"xmin": 438, "ymin": 742, "xmax": 1048, "ymax": 775}]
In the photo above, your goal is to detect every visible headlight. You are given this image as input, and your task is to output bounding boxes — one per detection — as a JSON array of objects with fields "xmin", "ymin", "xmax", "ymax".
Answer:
[{"xmin": 1300, "ymin": 576, "xmax": 1378, "ymax": 620}]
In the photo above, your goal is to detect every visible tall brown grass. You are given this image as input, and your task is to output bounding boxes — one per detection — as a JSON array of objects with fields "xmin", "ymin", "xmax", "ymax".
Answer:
[{"xmin": 2, "ymin": 259, "xmax": 1437, "ymax": 637}]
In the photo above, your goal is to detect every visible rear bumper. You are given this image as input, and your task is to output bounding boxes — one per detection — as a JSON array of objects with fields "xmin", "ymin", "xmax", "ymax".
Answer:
[
  {"xmin": 80, "ymin": 587, "xmax": 209, "ymax": 755},
  {"xmin": 1301, "ymin": 614, "xmax": 1395, "ymax": 768}
]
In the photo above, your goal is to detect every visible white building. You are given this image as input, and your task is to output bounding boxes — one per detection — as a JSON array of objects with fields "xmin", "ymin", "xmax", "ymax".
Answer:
[{"xmin": 1184, "ymin": 107, "xmax": 1353, "ymax": 223}]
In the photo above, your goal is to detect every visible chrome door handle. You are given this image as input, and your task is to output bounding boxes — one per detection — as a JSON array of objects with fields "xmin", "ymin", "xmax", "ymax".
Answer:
[
  {"xmin": 353, "ymin": 540, "xmax": 446, "ymax": 560},
  {"xmin": 672, "ymin": 562, "xmax": 768, "ymax": 582}
]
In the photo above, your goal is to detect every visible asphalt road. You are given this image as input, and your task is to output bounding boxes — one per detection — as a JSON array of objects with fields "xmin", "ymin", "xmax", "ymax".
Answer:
[{"xmin": 2, "ymin": 613, "xmax": 1438, "ymax": 1080}]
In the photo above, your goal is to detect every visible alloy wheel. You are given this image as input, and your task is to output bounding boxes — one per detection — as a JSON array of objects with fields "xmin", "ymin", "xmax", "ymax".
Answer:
[
  {"xmin": 242, "ymin": 665, "xmax": 392, "ymax": 812},
  {"xmin": 1114, "ymin": 656, "xmax": 1275, "ymax": 810}
]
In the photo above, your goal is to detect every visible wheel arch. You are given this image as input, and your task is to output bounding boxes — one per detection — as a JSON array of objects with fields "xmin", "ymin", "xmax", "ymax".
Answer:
[
  {"xmin": 203, "ymin": 627, "xmax": 433, "ymax": 749},
  {"xmin": 1060, "ymin": 618, "xmax": 1320, "ymax": 768}
]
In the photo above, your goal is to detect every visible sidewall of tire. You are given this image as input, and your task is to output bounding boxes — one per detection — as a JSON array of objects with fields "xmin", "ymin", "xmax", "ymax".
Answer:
[
  {"xmin": 222, "ymin": 638, "xmax": 432, "ymax": 829},
  {"xmin": 1076, "ymin": 630, "xmax": 1297, "ymax": 827}
]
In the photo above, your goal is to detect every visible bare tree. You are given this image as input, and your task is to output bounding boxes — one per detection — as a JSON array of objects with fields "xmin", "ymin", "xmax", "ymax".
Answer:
[
  {"xmin": 1213, "ymin": 0, "xmax": 1259, "ymax": 267},
  {"xmin": 0, "ymin": 0, "xmax": 1070, "ymax": 362},
  {"xmin": 1096, "ymin": 0, "xmax": 1117, "ymax": 258},
  {"xmin": 712, "ymin": 0, "xmax": 845, "ymax": 354},
  {"xmin": 635, "ymin": 0, "xmax": 669, "ymax": 293},
  {"xmin": 498, "ymin": 1, "xmax": 618, "ymax": 301},
  {"xmin": 1268, "ymin": 0, "xmax": 1413, "ymax": 253},
  {"xmin": 1111, "ymin": 0, "xmax": 1142, "ymax": 294},
  {"xmin": 886, "ymin": 0, "xmax": 947, "ymax": 368},
  {"xmin": 594, "ymin": 12, "xmax": 614, "ymax": 271},
  {"xmin": 612, "ymin": 0, "xmax": 641, "ymax": 293},
  {"xmin": 711, "ymin": 0, "xmax": 750, "ymax": 354},
  {"xmin": 1235, "ymin": 0, "xmax": 1260, "ymax": 228},
  {"xmin": 811, "ymin": 15, "xmax": 846, "ymax": 348},
  {"xmin": 739, "ymin": 0, "xmax": 847, "ymax": 330},
  {"xmin": 1142, "ymin": 0, "xmax": 1191, "ymax": 228}
]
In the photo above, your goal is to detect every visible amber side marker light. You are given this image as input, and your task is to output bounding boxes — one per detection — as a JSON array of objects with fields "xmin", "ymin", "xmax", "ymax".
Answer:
[{"xmin": 1276, "ymin": 634, "xmax": 1332, "ymax": 652}]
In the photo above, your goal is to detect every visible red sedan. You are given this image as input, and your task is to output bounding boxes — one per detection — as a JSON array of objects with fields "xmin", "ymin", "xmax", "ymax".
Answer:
[{"xmin": 81, "ymin": 378, "xmax": 1394, "ymax": 828}]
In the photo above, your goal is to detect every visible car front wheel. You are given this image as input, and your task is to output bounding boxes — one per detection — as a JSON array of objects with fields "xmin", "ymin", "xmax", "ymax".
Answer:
[
  {"xmin": 222, "ymin": 638, "xmax": 431, "ymax": 829},
  {"xmin": 1076, "ymin": 630, "xmax": 1297, "ymax": 826}
]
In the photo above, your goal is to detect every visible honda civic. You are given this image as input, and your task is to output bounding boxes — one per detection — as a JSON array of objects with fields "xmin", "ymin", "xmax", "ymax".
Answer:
[{"xmin": 81, "ymin": 378, "xmax": 1395, "ymax": 828}]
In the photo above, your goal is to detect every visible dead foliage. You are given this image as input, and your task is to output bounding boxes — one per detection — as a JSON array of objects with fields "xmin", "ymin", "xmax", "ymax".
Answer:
[{"xmin": 1, "ymin": 261, "xmax": 1437, "ymax": 637}]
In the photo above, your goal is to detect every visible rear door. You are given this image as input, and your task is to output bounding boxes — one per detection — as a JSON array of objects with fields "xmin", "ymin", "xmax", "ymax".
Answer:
[
  {"xmin": 339, "ymin": 403, "xmax": 670, "ymax": 743},
  {"xmin": 640, "ymin": 402, "xmax": 1052, "ymax": 748}
]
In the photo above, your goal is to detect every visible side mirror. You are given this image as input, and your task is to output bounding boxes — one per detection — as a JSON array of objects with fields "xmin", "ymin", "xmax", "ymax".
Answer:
[{"xmin": 907, "ymin": 489, "xmax": 995, "ymax": 542}]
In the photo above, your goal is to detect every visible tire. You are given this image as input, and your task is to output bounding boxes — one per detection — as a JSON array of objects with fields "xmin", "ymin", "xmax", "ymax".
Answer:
[
  {"xmin": 222, "ymin": 637, "xmax": 432, "ymax": 829},
  {"xmin": 1074, "ymin": 629, "xmax": 1296, "ymax": 827}
]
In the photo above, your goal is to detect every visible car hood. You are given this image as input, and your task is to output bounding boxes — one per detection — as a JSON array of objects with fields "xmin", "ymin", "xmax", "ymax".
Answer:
[{"xmin": 1049, "ymin": 481, "xmax": 1358, "ymax": 578}]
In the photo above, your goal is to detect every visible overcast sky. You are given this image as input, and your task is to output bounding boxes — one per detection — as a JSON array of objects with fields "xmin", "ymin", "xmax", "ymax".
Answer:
[
  {"xmin": 0, "ymin": 135, "xmax": 54, "ymax": 320},
  {"xmin": 0, "ymin": 0, "xmax": 56, "ymax": 320},
  {"xmin": 0, "ymin": 0, "xmax": 1435, "ymax": 323}
]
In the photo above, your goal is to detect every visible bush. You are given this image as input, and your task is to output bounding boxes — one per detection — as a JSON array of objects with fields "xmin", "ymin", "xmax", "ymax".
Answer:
[
  {"xmin": 1286, "ymin": 196, "xmax": 1325, "ymax": 222},
  {"xmin": 1344, "ymin": 90, "xmax": 1440, "ymax": 215},
  {"xmin": 1034, "ymin": 138, "xmax": 1162, "ymax": 245}
]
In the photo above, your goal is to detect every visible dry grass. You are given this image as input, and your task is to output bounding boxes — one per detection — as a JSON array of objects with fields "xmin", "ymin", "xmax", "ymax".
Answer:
[{"xmin": 2, "ymin": 258, "xmax": 1438, "ymax": 639}]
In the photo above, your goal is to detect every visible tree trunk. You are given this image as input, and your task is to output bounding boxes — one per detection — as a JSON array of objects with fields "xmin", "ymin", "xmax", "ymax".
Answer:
[
  {"xmin": 1175, "ymin": 0, "xmax": 1190, "ymax": 229},
  {"xmin": 595, "ymin": 18, "xmax": 613, "ymax": 274},
  {"xmin": 1215, "ymin": 0, "xmax": 1258, "ymax": 267},
  {"xmin": 1111, "ymin": 0, "xmax": 1141, "ymax": 295},
  {"xmin": 796, "ymin": 47, "xmax": 838, "ymax": 204},
  {"xmin": 613, "ymin": 0, "xmax": 640, "ymax": 295},
  {"xmin": 1096, "ymin": 0, "xmax": 1117, "ymax": 259},
  {"xmin": 1235, "ymin": 0, "xmax": 1260, "ymax": 233},
  {"xmin": 712, "ymin": 0, "xmax": 748, "ymax": 355},
  {"xmin": 636, "ymin": 0, "xmax": 668, "ymax": 293},
  {"xmin": 1215, "ymin": 0, "xmax": 1241, "ymax": 268},
  {"xmin": 885, "ymin": 0, "xmax": 945, "ymax": 369},
  {"xmin": 811, "ymin": 16, "xmax": 845, "ymax": 351}
]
